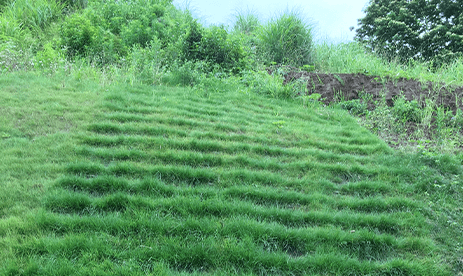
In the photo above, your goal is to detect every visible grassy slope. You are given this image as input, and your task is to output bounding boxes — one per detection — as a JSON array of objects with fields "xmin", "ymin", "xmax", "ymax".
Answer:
[{"xmin": 1, "ymin": 72, "xmax": 462, "ymax": 275}]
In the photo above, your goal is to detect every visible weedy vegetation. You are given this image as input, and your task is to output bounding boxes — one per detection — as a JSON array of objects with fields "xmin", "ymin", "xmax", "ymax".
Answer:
[{"xmin": 1, "ymin": 0, "xmax": 463, "ymax": 275}]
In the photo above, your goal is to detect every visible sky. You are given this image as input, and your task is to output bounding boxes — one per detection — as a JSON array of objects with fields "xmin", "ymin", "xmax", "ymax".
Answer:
[{"xmin": 172, "ymin": 0, "xmax": 371, "ymax": 43}]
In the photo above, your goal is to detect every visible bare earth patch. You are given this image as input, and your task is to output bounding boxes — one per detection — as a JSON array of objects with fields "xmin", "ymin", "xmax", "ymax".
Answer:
[{"xmin": 276, "ymin": 69, "xmax": 463, "ymax": 111}]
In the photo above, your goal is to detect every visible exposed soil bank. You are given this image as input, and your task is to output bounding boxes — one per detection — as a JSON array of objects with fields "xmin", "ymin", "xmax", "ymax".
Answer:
[{"xmin": 277, "ymin": 69, "xmax": 463, "ymax": 111}]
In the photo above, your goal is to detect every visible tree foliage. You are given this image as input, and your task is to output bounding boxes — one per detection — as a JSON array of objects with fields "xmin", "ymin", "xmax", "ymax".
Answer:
[{"xmin": 355, "ymin": 0, "xmax": 463, "ymax": 65}]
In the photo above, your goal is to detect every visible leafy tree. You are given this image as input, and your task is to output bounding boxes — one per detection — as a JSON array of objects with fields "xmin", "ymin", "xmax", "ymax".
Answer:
[{"xmin": 355, "ymin": 0, "xmax": 463, "ymax": 65}]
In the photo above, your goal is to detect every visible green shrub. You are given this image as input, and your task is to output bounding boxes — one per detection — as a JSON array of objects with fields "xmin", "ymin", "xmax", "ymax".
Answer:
[
  {"xmin": 90, "ymin": 0, "xmax": 171, "ymax": 47},
  {"xmin": 90, "ymin": 28, "xmax": 126, "ymax": 65},
  {"xmin": 0, "ymin": 41, "xmax": 34, "ymax": 71},
  {"xmin": 338, "ymin": 99, "xmax": 369, "ymax": 115},
  {"xmin": 0, "ymin": 0, "xmax": 8, "ymax": 10},
  {"xmin": 181, "ymin": 19, "xmax": 203, "ymax": 61},
  {"xmin": 200, "ymin": 26, "xmax": 229, "ymax": 64},
  {"xmin": 257, "ymin": 9, "xmax": 314, "ymax": 67},
  {"xmin": 34, "ymin": 41, "xmax": 65, "ymax": 71},
  {"xmin": 121, "ymin": 19, "xmax": 154, "ymax": 48},
  {"xmin": 392, "ymin": 96, "xmax": 421, "ymax": 123},
  {"xmin": 125, "ymin": 39, "xmax": 165, "ymax": 85},
  {"xmin": 201, "ymin": 25, "xmax": 248, "ymax": 73},
  {"xmin": 181, "ymin": 21, "xmax": 248, "ymax": 74},
  {"xmin": 434, "ymin": 105, "xmax": 456, "ymax": 130},
  {"xmin": 60, "ymin": 12, "xmax": 96, "ymax": 58}
]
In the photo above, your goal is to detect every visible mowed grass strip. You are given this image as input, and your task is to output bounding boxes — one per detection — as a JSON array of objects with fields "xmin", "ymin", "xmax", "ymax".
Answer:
[
  {"xmin": 6, "ymin": 82, "xmax": 453, "ymax": 275},
  {"xmin": 43, "ymin": 188, "xmax": 426, "ymax": 237},
  {"xmin": 13, "ymin": 229, "xmax": 443, "ymax": 275},
  {"xmin": 74, "ymin": 145, "xmax": 385, "ymax": 178},
  {"xmin": 64, "ymin": 160, "xmax": 396, "ymax": 195},
  {"xmin": 55, "ymin": 175, "xmax": 421, "ymax": 214},
  {"xmin": 35, "ymin": 211, "xmax": 433, "ymax": 258}
]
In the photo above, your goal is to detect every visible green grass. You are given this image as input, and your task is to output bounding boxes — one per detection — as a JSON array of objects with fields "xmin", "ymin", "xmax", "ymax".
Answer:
[
  {"xmin": 0, "ymin": 71, "xmax": 103, "ymax": 216},
  {"xmin": 314, "ymin": 41, "xmax": 463, "ymax": 85},
  {"xmin": 2, "ymin": 71, "xmax": 463, "ymax": 275},
  {"xmin": 1, "ymin": 0, "xmax": 463, "ymax": 274}
]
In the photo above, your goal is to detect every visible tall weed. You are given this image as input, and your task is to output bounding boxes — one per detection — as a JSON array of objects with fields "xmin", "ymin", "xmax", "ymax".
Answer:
[
  {"xmin": 34, "ymin": 41, "xmax": 65, "ymax": 72},
  {"xmin": 161, "ymin": 60, "xmax": 206, "ymax": 87}
]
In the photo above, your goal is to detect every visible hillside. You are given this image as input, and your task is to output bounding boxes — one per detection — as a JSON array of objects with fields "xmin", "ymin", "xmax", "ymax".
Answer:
[
  {"xmin": 2, "ymin": 0, "xmax": 463, "ymax": 274},
  {"xmin": 1, "ymin": 72, "xmax": 462, "ymax": 275}
]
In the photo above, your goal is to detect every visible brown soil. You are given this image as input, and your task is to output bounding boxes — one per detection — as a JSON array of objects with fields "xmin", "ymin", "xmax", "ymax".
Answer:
[{"xmin": 276, "ymin": 68, "xmax": 463, "ymax": 111}]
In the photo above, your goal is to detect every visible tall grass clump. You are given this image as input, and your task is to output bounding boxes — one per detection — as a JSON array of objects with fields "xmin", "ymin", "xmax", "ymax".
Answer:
[
  {"xmin": 233, "ymin": 8, "xmax": 260, "ymax": 35},
  {"xmin": 257, "ymin": 9, "xmax": 314, "ymax": 67},
  {"xmin": 0, "ymin": 16, "xmax": 23, "ymax": 41},
  {"xmin": 3, "ymin": 0, "xmax": 63, "ymax": 32}
]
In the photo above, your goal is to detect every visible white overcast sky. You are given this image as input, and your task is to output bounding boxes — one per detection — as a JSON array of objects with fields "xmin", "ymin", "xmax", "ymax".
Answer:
[{"xmin": 173, "ymin": 0, "xmax": 371, "ymax": 43}]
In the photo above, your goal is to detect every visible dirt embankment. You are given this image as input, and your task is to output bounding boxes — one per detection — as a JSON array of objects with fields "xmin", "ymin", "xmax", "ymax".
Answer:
[{"xmin": 276, "ymin": 69, "xmax": 463, "ymax": 111}]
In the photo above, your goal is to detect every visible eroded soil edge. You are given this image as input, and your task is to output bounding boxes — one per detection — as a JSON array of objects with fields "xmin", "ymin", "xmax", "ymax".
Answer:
[{"xmin": 277, "ymin": 69, "xmax": 463, "ymax": 111}]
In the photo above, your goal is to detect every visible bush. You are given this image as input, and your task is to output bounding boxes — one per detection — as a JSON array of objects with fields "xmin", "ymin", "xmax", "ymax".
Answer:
[
  {"xmin": 34, "ymin": 41, "xmax": 65, "ymax": 71},
  {"xmin": 68, "ymin": 0, "xmax": 176, "ymax": 65},
  {"xmin": 0, "ymin": 41, "xmax": 34, "ymax": 71},
  {"xmin": 59, "ymin": 0, "xmax": 87, "ymax": 11},
  {"xmin": 257, "ymin": 9, "xmax": 314, "ymax": 67},
  {"xmin": 200, "ymin": 25, "xmax": 248, "ymax": 73},
  {"xmin": 181, "ymin": 21, "xmax": 248, "ymax": 74},
  {"xmin": 181, "ymin": 19, "xmax": 203, "ymax": 61},
  {"xmin": 91, "ymin": 0, "xmax": 171, "ymax": 47},
  {"xmin": 392, "ymin": 96, "xmax": 421, "ymax": 123},
  {"xmin": 60, "ymin": 11, "xmax": 96, "ymax": 58},
  {"xmin": 338, "ymin": 99, "xmax": 368, "ymax": 115},
  {"xmin": 0, "ymin": 0, "xmax": 8, "ymax": 10},
  {"xmin": 121, "ymin": 19, "xmax": 154, "ymax": 48},
  {"xmin": 90, "ymin": 28, "xmax": 126, "ymax": 65},
  {"xmin": 162, "ymin": 60, "xmax": 206, "ymax": 87}
]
